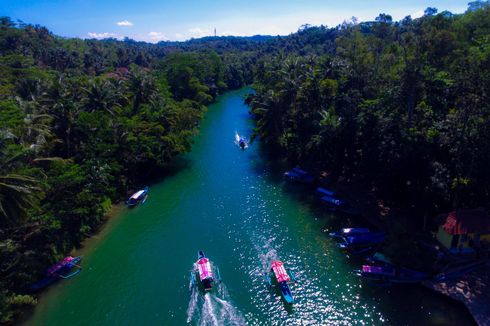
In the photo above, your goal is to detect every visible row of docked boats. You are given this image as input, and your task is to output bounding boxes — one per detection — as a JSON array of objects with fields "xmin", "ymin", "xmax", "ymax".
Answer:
[
  {"xmin": 283, "ymin": 167, "xmax": 359, "ymax": 215},
  {"xmin": 329, "ymin": 228, "xmax": 429, "ymax": 284},
  {"xmin": 284, "ymin": 169, "xmax": 430, "ymax": 285},
  {"xmin": 191, "ymin": 251, "xmax": 297, "ymax": 304}
]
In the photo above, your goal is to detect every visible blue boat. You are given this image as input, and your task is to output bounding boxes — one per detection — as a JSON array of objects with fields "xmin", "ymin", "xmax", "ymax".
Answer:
[
  {"xmin": 337, "ymin": 232, "xmax": 386, "ymax": 255},
  {"xmin": 329, "ymin": 228, "xmax": 370, "ymax": 239},
  {"xmin": 264, "ymin": 260, "xmax": 296, "ymax": 304},
  {"xmin": 316, "ymin": 187, "xmax": 336, "ymax": 197},
  {"xmin": 320, "ymin": 195, "xmax": 346, "ymax": 208},
  {"xmin": 30, "ymin": 256, "xmax": 82, "ymax": 291},
  {"xmin": 284, "ymin": 167, "xmax": 315, "ymax": 184},
  {"xmin": 319, "ymin": 194, "xmax": 360, "ymax": 215},
  {"xmin": 126, "ymin": 186, "xmax": 148, "ymax": 207}
]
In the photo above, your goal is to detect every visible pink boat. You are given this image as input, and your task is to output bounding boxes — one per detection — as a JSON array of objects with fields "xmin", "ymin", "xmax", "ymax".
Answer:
[
  {"xmin": 191, "ymin": 251, "xmax": 221, "ymax": 291},
  {"xmin": 264, "ymin": 260, "xmax": 296, "ymax": 304}
]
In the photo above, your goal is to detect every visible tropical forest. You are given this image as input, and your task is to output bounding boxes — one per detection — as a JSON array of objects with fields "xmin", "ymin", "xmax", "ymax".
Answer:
[{"xmin": 0, "ymin": 1, "xmax": 489, "ymax": 325}]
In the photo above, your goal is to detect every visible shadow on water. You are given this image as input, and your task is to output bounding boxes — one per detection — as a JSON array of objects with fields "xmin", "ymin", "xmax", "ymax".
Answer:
[
  {"xmin": 356, "ymin": 282, "xmax": 477, "ymax": 325},
  {"xmin": 137, "ymin": 156, "xmax": 193, "ymax": 186}
]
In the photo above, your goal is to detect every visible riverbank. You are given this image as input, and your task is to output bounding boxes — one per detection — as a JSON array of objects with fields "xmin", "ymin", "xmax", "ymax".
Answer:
[
  {"xmin": 423, "ymin": 260, "xmax": 490, "ymax": 326},
  {"xmin": 282, "ymin": 169, "xmax": 488, "ymax": 325}
]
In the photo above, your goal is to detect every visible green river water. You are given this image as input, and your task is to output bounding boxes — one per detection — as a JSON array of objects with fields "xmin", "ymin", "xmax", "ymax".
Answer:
[{"xmin": 25, "ymin": 88, "xmax": 474, "ymax": 325}]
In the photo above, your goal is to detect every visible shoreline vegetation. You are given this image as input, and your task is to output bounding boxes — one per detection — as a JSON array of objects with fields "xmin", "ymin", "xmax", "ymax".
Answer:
[
  {"xmin": 0, "ymin": 17, "xmax": 252, "ymax": 323},
  {"xmin": 247, "ymin": 4, "xmax": 490, "ymax": 265},
  {"xmin": 1, "ymin": 2, "xmax": 490, "ymax": 324}
]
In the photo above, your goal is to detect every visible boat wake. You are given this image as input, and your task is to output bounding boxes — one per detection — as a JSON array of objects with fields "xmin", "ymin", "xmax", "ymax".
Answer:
[
  {"xmin": 256, "ymin": 240, "xmax": 279, "ymax": 272},
  {"xmin": 234, "ymin": 132, "xmax": 248, "ymax": 149},
  {"xmin": 187, "ymin": 283, "xmax": 246, "ymax": 325}
]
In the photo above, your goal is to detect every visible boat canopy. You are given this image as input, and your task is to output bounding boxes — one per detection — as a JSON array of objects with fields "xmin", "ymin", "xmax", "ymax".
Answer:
[
  {"xmin": 346, "ymin": 232, "xmax": 385, "ymax": 244},
  {"xmin": 47, "ymin": 256, "xmax": 75, "ymax": 275},
  {"xmin": 130, "ymin": 189, "xmax": 145, "ymax": 200},
  {"xmin": 362, "ymin": 265, "xmax": 395, "ymax": 276},
  {"xmin": 341, "ymin": 228, "xmax": 370, "ymax": 235},
  {"xmin": 197, "ymin": 258, "xmax": 213, "ymax": 281},
  {"xmin": 316, "ymin": 187, "xmax": 336, "ymax": 196},
  {"xmin": 291, "ymin": 167, "xmax": 309, "ymax": 175},
  {"xmin": 271, "ymin": 261, "xmax": 290, "ymax": 283},
  {"xmin": 321, "ymin": 195, "xmax": 345, "ymax": 206}
]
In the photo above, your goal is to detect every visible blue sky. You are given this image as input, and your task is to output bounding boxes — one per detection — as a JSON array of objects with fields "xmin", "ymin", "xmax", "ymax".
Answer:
[{"xmin": 1, "ymin": 0, "xmax": 469, "ymax": 42}]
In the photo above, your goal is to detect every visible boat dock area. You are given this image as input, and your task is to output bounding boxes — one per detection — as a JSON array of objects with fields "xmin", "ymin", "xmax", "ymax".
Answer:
[{"xmin": 423, "ymin": 260, "xmax": 490, "ymax": 326}]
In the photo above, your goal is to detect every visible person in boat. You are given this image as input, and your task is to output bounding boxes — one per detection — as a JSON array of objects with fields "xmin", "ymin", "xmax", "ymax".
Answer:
[{"xmin": 239, "ymin": 138, "xmax": 247, "ymax": 149}]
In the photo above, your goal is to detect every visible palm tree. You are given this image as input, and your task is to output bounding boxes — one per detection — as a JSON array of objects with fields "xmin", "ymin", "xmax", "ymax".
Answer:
[
  {"xmin": 250, "ymin": 90, "xmax": 284, "ymax": 144},
  {"xmin": 15, "ymin": 97, "xmax": 54, "ymax": 154},
  {"xmin": 128, "ymin": 71, "xmax": 156, "ymax": 112},
  {"xmin": 43, "ymin": 76, "xmax": 81, "ymax": 156},
  {"xmin": 0, "ymin": 149, "xmax": 42, "ymax": 225},
  {"xmin": 279, "ymin": 57, "xmax": 307, "ymax": 101},
  {"xmin": 0, "ymin": 174, "xmax": 41, "ymax": 225},
  {"xmin": 81, "ymin": 79, "xmax": 124, "ymax": 116}
]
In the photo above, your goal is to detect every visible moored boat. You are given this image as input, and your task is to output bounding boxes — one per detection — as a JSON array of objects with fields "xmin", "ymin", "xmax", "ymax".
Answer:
[
  {"xmin": 30, "ymin": 256, "xmax": 82, "ymax": 291},
  {"xmin": 329, "ymin": 227, "xmax": 370, "ymax": 238},
  {"xmin": 355, "ymin": 264, "xmax": 428, "ymax": 284},
  {"xmin": 319, "ymin": 194, "xmax": 360, "ymax": 215},
  {"xmin": 126, "ymin": 186, "xmax": 148, "ymax": 207},
  {"xmin": 337, "ymin": 232, "xmax": 385, "ymax": 255},
  {"xmin": 284, "ymin": 167, "xmax": 315, "ymax": 184},
  {"xmin": 264, "ymin": 260, "xmax": 296, "ymax": 304},
  {"xmin": 190, "ymin": 250, "xmax": 221, "ymax": 292},
  {"xmin": 316, "ymin": 187, "xmax": 336, "ymax": 197}
]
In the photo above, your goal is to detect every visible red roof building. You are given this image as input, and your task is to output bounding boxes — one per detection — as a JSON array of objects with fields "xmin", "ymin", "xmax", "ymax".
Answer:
[
  {"xmin": 437, "ymin": 208, "xmax": 490, "ymax": 251},
  {"xmin": 440, "ymin": 209, "xmax": 490, "ymax": 235}
]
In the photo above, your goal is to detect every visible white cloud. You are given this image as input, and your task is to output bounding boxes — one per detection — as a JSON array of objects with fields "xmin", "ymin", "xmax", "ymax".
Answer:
[
  {"xmin": 117, "ymin": 20, "xmax": 133, "ymax": 27},
  {"xmin": 188, "ymin": 27, "xmax": 211, "ymax": 38},
  {"xmin": 147, "ymin": 31, "xmax": 167, "ymax": 42},
  {"xmin": 410, "ymin": 10, "xmax": 425, "ymax": 19},
  {"xmin": 87, "ymin": 32, "xmax": 119, "ymax": 39}
]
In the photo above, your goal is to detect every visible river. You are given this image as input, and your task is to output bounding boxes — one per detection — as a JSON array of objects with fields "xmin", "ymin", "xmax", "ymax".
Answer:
[{"xmin": 25, "ymin": 88, "xmax": 474, "ymax": 325}]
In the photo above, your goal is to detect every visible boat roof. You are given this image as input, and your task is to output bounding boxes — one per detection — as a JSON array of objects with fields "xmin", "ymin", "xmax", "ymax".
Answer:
[
  {"xmin": 197, "ymin": 258, "xmax": 213, "ymax": 281},
  {"xmin": 291, "ymin": 167, "xmax": 309, "ymax": 175},
  {"xmin": 47, "ymin": 256, "xmax": 75, "ymax": 274},
  {"xmin": 346, "ymin": 232, "xmax": 385, "ymax": 244},
  {"xmin": 271, "ymin": 261, "xmax": 290, "ymax": 283},
  {"xmin": 316, "ymin": 187, "xmax": 336, "ymax": 196},
  {"xmin": 342, "ymin": 228, "xmax": 370, "ymax": 234},
  {"xmin": 130, "ymin": 189, "xmax": 145, "ymax": 200},
  {"xmin": 362, "ymin": 265, "xmax": 395, "ymax": 276},
  {"xmin": 321, "ymin": 195, "xmax": 344, "ymax": 206}
]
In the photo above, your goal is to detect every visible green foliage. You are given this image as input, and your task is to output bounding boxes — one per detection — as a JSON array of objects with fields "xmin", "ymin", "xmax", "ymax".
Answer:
[
  {"xmin": 250, "ymin": 5, "xmax": 490, "ymax": 217},
  {"xmin": 0, "ymin": 19, "xmax": 222, "ymax": 322},
  {"xmin": 1, "ymin": 4, "xmax": 489, "ymax": 322}
]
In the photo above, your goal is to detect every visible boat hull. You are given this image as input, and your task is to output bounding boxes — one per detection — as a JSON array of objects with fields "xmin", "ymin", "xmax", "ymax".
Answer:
[
  {"xmin": 126, "ymin": 187, "xmax": 148, "ymax": 207},
  {"xmin": 279, "ymin": 281, "xmax": 294, "ymax": 304},
  {"xmin": 284, "ymin": 168, "xmax": 315, "ymax": 184},
  {"xmin": 30, "ymin": 256, "xmax": 82, "ymax": 291},
  {"xmin": 192, "ymin": 251, "xmax": 220, "ymax": 292}
]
